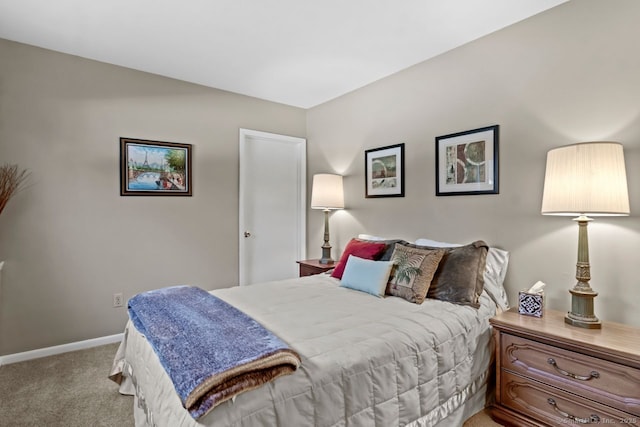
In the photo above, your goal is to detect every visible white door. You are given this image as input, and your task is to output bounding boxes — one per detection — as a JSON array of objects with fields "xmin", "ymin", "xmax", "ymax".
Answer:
[{"xmin": 239, "ymin": 129, "xmax": 306, "ymax": 286}]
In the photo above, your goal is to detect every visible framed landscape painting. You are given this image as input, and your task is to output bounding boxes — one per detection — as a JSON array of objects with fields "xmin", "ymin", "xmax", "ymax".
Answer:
[
  {"xmin": 120, "ymin": 137, "xmax": 192, "ymax": 196},
  {"xmin": 365, "ymin": 143, "xmax": 405, "ymax": 198},
  {"xmin": 435, "ymin": 125, "xmax": 499, "ymax": 196}
]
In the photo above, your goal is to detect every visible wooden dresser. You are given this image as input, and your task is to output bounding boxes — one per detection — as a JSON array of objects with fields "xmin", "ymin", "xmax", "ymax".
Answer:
[
  {"xmin": 296, "ymin": 259, "xmax": 335, "ymax": 277},
  {"xmin": 490, "ymin": 308, "xmax": 640, "ymax": 426}
]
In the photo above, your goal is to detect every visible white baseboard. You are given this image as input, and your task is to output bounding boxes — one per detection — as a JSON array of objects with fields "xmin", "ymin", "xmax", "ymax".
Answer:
[{"xmin": 0, "ymin": 333, "xmax": 123, "ymax": 366}]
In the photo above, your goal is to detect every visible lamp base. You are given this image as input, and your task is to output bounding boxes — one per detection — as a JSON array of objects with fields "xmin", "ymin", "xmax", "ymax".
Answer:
[
  {"xmin": 319, "ymin": 209, "xmax": 335, "ymax": 265},
  {"xmin": 565, "ymin": 288, "xmax": 601, "ymax": 329},
  {"xmin": 319, "ymin": 244, "xmax": 334, "ymax": 265}
]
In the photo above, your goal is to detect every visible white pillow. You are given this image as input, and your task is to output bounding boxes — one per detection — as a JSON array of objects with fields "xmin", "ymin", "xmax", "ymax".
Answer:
[
  {"xmin": 340, "ymin": 255, "xmax": 394, "ymax": 298},
  {"xmin": 357, "ymin": 233, "xmax": 388, "ymax": 241},
  {"xmin": 483, "ymin": 247, "xmax": 510, "ymax": 311},
  {"xmin": 414, "ymin": 238, "xmax": 462, "ymax": 248}
]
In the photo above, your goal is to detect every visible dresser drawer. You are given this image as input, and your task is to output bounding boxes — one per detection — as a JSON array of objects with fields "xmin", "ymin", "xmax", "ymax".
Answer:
[
  {"xmin": 501, "ymin": 371, "xmax": 638, "ymax": 426},
  {"xmin": 299, "ymin": 264, "xmax": 320, "ymax": 277},
  {"xmin": 501, "ymin": 333, "xmax": 640, "ymax": 415}
]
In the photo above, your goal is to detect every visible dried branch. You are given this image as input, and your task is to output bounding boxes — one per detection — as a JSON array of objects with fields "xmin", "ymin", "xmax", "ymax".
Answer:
[{"xmin": 0, "ymin": 164, "xmax": 31, "ymax": 216}]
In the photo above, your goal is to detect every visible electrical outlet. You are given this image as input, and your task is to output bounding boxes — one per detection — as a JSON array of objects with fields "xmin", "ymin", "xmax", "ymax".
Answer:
[{"xmin": 113, "ymin": 293, "xmax": 124, "ymax": 308}]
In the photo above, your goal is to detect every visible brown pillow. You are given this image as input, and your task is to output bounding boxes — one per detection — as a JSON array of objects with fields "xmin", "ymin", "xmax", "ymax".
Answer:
[
  {"xmin": 406, "ymin": 240, "xmax": 489, "ymax": 308},
  {"xmin": 385, "ymin": 244, "xmax": 446, "ymax": 304}
]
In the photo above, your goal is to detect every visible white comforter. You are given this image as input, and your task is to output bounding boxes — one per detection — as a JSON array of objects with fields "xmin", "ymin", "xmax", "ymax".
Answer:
[{"xmin": 112, "ymin": 274, "xmax": 497, "ymax": 427}]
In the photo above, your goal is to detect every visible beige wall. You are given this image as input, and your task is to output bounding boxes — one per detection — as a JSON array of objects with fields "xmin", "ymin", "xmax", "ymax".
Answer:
[
  {"xmin": 306, "ymin": 0, "xmax": 640, "ymax": 327},
  {"xmin": 0, "ymin": 39, "xmax": 306, "ymax": 354},
  {"xmin": 2, "ymin": 0, "xmax": 640, "ymax": 356}
]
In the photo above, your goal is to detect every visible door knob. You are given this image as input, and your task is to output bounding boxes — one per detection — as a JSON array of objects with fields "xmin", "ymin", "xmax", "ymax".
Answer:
[{"xmin": 244, "ymin": 231, "xmax": 251, "ymax": 238}]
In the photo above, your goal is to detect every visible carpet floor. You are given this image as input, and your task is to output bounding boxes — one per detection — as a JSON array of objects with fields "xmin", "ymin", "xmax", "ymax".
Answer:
[
  {"xmin": 0, "ymin": 343, "xmax": 133, "ymax": 427},
  {"xmin": 0, "ymin": 343, "xmax": 502, "ymax": 426}
]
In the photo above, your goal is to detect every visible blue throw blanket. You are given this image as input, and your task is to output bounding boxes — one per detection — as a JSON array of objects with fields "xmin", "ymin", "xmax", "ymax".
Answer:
[{"xmin": 128, "ymin": 285, "xmax": 301, "ymax": 419}]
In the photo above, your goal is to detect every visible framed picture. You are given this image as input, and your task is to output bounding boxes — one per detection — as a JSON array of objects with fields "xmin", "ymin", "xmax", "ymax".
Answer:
[
  {"xmin": 435, "ymin": 125, "xmax": 499, "ymax": 196},
  {"xmin": 365, "ymin": 143, "xmax": 404, "ymax": 198},
  {"xmin": 120, "ymin": 137, "xmax": 192, "ymax": 196}
]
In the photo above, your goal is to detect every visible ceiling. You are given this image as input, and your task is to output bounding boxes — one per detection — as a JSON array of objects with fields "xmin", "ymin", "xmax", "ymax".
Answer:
[{"xmin": 0, "ymin": 0, "xmax": 567, "ymax": 108}]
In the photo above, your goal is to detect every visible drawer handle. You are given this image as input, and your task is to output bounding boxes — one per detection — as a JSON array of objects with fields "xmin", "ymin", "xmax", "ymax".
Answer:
[
  {"xmin": 547, "ymin": 398, "xmax": 600, "ymax": 424},
  {"xmin": 547, "ymin": 358, "xmax": 600, "ymax": 381}
]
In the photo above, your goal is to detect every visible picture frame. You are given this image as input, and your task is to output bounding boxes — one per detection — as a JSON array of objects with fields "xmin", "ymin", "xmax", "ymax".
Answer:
[
  {"xmin": 365, "ymin": 143, "xmax": 405, "ymax": 198},
  {"xmin": 120, "ymin": 137, "xmax": 192, "ymax": 196},
  {"xmin": 435, "ymin": 125, "xmax": 499, "ymax": 196}
]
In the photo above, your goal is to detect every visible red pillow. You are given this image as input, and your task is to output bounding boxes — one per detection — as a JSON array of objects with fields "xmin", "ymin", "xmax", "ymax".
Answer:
[{"xmin": 330, "ymin": 238, "xmax": 387, "ymax": 279}]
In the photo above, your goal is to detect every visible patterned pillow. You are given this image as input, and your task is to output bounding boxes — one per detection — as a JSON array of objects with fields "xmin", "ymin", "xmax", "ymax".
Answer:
[
  {"xmin": 331, "ymin": 238, "xmax": 387, "ymax": 279},
  {"xmin": 386, "ymin": 244, "xmax": 446, "ymax": 304},
  {"xmin": 402, "ymin": 240, "xmax": 489, "ymax": 308}
]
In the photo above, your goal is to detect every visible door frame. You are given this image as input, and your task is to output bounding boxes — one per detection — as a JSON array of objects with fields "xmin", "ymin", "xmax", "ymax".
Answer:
[{"xmin": 238, "ymin": 128, "xmax": 307, "ymax": 285}]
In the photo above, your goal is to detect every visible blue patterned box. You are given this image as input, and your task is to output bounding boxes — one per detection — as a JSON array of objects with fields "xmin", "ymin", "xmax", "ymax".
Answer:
[{"xmin": 518, "ymin": 291, "xmax": 544, "ymax": 317}]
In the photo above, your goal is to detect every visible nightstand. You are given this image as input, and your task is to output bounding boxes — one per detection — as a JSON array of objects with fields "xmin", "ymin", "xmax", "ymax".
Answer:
[
  {"xmin": 296, "ymin": 259, "xmax": 335, "ymax": 277},
  {"xmin": 490, "ymin": 308, "xmax": 640, "ymax": 426}
]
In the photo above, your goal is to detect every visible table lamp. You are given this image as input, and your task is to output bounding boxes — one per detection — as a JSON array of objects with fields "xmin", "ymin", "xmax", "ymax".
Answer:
[
  {"xmin": 541, "ymin": 142, "xmax": 630, "ymax": 328},
  {"xmin": 311, "ymin": 174, "xmax": 344, "ymax": 264}
]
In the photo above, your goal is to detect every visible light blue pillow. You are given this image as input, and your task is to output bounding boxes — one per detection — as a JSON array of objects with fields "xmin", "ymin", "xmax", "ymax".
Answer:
[{"xmin": 340, "ymin": 255, "xmax": 394, "ymax": 297}]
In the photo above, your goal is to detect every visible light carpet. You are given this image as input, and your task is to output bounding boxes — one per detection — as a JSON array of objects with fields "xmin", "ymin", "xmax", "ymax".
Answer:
[{"xmin": 0, "ymin": 343, "xmax": 132, "ymax": 427}]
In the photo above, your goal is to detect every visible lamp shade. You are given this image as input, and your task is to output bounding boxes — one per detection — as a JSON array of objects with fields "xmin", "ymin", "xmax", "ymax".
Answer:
[
  {"xmin": 541, "ymin": 142, "xmax": 630, "ymax": 216},
  {"xmin": 311, "ymin": 174, "xmax": 344, "ymax": 210}
]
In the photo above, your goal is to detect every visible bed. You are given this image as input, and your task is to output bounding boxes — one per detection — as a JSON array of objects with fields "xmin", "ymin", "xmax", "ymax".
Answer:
[{"xmin": 110, "ymin": 238, "xmax": 510, "ymax": 427}]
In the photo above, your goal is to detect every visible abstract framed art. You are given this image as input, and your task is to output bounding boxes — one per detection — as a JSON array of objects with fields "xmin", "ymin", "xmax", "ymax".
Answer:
[
  {"xmin": 365, "ymin": 143, "xmax": 405, "ymax": 198},
  {"xmin": 120, "ymin": 137, "xmax": 192, "ymax": 196},
  {"xmin": 435, "ymin": 125, "xmax": 499, "ymax": 196}
]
